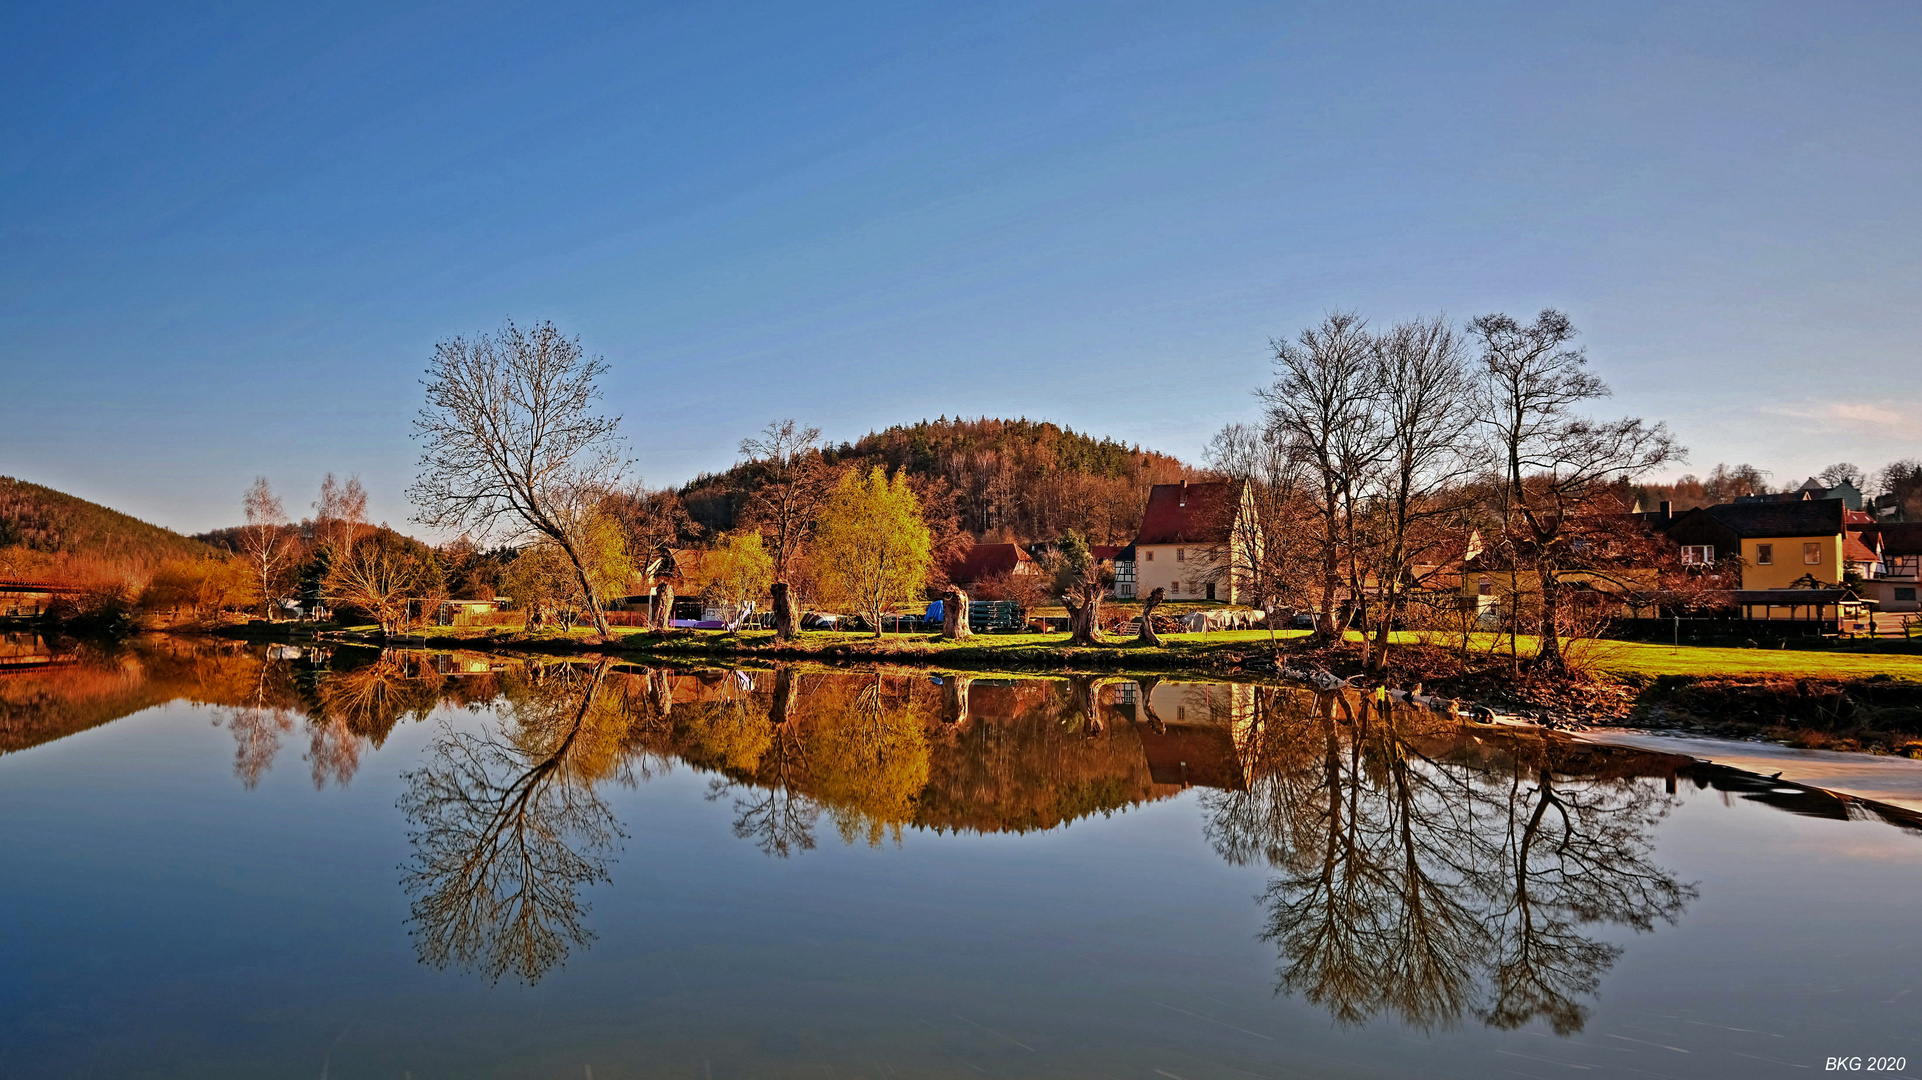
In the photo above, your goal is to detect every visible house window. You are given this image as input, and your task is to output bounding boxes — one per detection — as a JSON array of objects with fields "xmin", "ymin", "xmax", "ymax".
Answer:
[
  {"xmin": 1176, "ymin": 547, "xmax": 1186, "ymax": 562},
  {"xmin": 1169, "ymin": 581, "xmax": 1179, "ymax": 595},
  {"xmin": 1188, "ymin": 581, "xmax": 1199, "ymax": 596},
  {"xmin": 1897, "ymin": 587, "xmax": 1917, "ymax": 602},
  {"xmin": 1144, "ymin": 550, "xmax": 1153, "ymax": 562},
  {"xmin": 1477, "ymin": 577, "xmax": 1492, "ymax": 596},
  {"xmin": 1680, "ymin": 545, "xmax": 1715, "ymax": 566},
  {"xmin": 1756, "ymin": 544, "xmax": 1773, "ymax": 565},
  {"xmin": 1804, "ymin": 542, "xmax": 1821, "ymax": 565}
]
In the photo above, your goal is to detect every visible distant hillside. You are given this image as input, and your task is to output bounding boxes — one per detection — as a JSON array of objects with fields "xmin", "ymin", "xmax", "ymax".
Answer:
[
  {"xmin": 0, "ymin": 476, "xmax": 217, "ymax": 581},
  {"xmin": 681, "ymin": 416, "xmax": 1200, "ymax": 544}
]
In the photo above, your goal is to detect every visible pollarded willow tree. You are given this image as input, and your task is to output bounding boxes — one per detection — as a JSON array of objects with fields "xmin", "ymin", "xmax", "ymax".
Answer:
[
  {"xmin": 411, "ymin": 320, "xmax": 629, "ymax": 637},
  {"xmin": 813, "ymin": 466, "xmax": 932, "ymax": 639}
]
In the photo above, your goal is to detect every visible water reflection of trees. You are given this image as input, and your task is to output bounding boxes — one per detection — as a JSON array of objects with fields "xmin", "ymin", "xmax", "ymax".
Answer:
[
  {"xmin": 13, "ymin": 644, "xmax": 1716, "ymax": 1009},
  {"xmin": 398, "ymin": 659, "xmax": 629, "ymax": 984},
  {"xmin": 1203, "ymin": 689, "xmax": 1695, "ymax": 1035}
]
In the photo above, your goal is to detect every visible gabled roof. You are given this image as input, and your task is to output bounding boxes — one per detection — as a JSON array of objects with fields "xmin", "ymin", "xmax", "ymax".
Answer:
[
  {"xmin": 1844, "ymin": 533, "xmax": 1881, "ymax": 563},
  {"xmin": 1701, "ymin": 498, "xmax": 1847, "ymax": 539},
  {"xmin": 943, "ymin": 543, "xmax": 1036, "ymax": 584},
  {"xmin": 1133, "ymin": 481, "xmax": 1238, "ymax": 546},
  {"xmin": 1874, "ymin": 522, "xmax": 1922, "ymax": 557}
]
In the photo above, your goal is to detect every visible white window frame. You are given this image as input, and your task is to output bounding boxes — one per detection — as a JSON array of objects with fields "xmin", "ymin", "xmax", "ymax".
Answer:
[
  {"xmin": 1756, "ymin": 543, "xmax": 1773, "ymax": 565},
  {"xmin": 1680, "ymin": 544, "xmax": 1715, "ymax": 566},
  {"xmin": 1804, "ymin": 542, "xmax": 1822, "ymax": 566}
]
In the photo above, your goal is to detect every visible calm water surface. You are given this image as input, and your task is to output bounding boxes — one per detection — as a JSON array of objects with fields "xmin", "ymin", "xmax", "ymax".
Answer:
[{"xmin": 3, "ymin": 634, "xmax": 1921, "ymax": 1079}]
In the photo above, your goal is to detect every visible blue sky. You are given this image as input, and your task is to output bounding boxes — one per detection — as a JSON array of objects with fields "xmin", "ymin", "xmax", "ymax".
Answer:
[{"xmin": 4, "ymin": 0, "xmax": 1919, "ymax": 534}]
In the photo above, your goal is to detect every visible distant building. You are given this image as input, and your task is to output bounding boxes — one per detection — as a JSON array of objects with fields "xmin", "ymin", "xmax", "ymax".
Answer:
[
  {"xmin": 942, "ymin": 542, "xmax": 1042, "ymax": 587},
  {"xmin": 1733, "ymin": 477, "xmax": 1865, "ymax": 512}
]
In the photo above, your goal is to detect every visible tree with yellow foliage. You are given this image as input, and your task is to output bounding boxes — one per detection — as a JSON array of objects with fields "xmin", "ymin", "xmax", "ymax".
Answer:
[
  {"xmin": 683, "ymin": 530, "xmax": 773, "ymax": 622},
  {"xmin": 812, "ymin": 467, "xmax": 932, "ymax": 638}
]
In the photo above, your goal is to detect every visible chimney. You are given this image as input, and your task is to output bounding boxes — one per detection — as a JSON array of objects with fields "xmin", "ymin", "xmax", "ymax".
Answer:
[{"xmin": 1659, "ymin": 500, "xmax": 1671, "ymax": 521}]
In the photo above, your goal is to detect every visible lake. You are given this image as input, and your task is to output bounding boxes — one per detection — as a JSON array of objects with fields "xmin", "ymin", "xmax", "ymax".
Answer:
[{"xmin": 2, "ymin": 633, "xmax": 1920, "ymax": 1078}]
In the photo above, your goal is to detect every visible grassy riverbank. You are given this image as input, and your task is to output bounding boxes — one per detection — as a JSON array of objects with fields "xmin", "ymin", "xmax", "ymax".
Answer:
[
  {"xmin": 206, "ymin": 619, "xmax": 1922, "ymax": 752},
  {"xmin": 215, "ymin": 618, "xmax": 1922, "ymax": 680}
]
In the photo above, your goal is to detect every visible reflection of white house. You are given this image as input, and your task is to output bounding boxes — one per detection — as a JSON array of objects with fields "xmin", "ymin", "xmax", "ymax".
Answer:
[
  {"xmin": 1111, "ymin": 679, "xmax": 1257, "ymax": 790},
  {"xmin": 1113, "ymin": 481, "xmax": 1259, "ymax": 603},
  {"xmin": 276, "ymin": 597, "xmax": 331, "ymax": 621}
]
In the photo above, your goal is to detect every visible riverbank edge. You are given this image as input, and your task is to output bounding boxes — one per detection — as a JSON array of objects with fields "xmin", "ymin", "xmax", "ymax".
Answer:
[{"xmin": 187, "ymin": 621, "xmax": 1922, "ymax": 754}]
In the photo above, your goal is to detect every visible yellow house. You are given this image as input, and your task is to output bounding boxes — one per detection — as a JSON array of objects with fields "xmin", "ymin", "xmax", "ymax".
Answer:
[
  {"xmin": 1663, "ymin": 498, "xmax": 1875, "ymax": 622},
  {"xmin": 1116, "ymin": 481, "xmax": 1259, "ymax": 604}
]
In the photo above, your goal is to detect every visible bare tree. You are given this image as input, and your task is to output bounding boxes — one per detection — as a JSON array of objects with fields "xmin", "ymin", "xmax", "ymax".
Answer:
[
  {"xmin": 412, "ymin": 320, "xmax": 629, "ymax": 637},
  {"xmin": 399, "ymin": 659, "xmax": 622, "ymax": 984},
  {"xmin": 324, "ymin": 533, "xmax": 425, "ymax": 637},
  {"xmin": 1207, "ymin": 420, "xmax": 1315, "ymax": 619},
  {"xmin": 738, "ymin": 420, "xmax": 841, "ymax": 640},
  {"xmin": 1471, "ymin": 310, "xmax": 1680, "ymax": 673},
  {"xmin": 314, "ymin": 473, "xmax": 369, "ymax": 558},
  {"xmin": 1816, "ymin": 462, "xmax": 1863, "ymax": 490},
  {"xmin": 239, "ymin": 477, "xmax": 293, "ymax": 619},
  {"xmin": 1362, "ymin": 316, "xmax": 1477, "ymax": 669},
  {"xmin": 1259, "ymin": 313, "xmax": 1387, "ymax": 642}
]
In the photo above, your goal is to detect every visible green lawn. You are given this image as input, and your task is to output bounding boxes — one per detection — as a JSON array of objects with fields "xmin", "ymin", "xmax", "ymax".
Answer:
[{"xmin": 1398, "ymin": 631, "xmax": 1922, "ymax": 681}]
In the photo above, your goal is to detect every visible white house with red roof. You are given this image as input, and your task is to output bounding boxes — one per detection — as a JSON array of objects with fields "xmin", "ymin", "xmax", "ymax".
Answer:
[{"xmin": 1115, "ymin": 480, "xmax": 1258, "ymax": 604}]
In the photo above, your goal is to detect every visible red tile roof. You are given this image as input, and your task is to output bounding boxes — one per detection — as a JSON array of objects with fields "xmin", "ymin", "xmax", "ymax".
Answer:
[
  {"xmin": 1844, "ymin": 533, "xmax": 1881, "ymax": 563},
  {"xmin": 1134, "ymin": 481, "xmax": 1238, "ymax": 546},
  {"xmin": 943, "ymin": 543, "xmax": 1037, "ymax": 584}
]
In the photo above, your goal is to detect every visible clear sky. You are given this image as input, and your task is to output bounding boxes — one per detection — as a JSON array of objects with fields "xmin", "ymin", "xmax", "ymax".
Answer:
[{"xmin": 4, "ymin": 0, "xmax": 1919, "ymax": 536}]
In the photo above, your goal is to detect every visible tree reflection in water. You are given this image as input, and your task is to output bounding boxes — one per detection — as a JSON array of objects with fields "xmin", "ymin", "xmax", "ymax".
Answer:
[
  {"xmin": 398, "ymin": 659, "xmax": 630, "ymax": 985},
  {"xmin": 17, "ymin": 642, "xmax": 1709, "ymax": 1009},
  {"xmin": 710, "ymin": 666, "xmax": 820, "ymax": 858},
  {"xmin": 1204, "ymin": 689, "xmax": 1695, "ymax": 1034}
]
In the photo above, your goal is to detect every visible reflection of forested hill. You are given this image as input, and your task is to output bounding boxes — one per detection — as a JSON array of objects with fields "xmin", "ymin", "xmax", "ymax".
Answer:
[{"xmin": 0, "ymin": 637, "xmax": 267, "ymax": 755}]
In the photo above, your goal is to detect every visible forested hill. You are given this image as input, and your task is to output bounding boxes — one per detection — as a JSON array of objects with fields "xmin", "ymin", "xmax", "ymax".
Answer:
[
  {"xmin": 0, "ymin": 476, "xmax": 216, "ymax": 579},
  {"xmin": 681, "ymin": 417, "xmax": 1200, "ymax": 544}
]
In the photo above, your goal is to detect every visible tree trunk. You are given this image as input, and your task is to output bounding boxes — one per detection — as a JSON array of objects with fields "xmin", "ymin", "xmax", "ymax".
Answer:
[
  {"xmin": 1069, "ymin": 675, "xmax": 1101, "ymax": 735},
  {"xmin": 768, "ymin": 665, "xmax": 797, "ymax": 726},
  {"xmin": 561, "ymin": 547, "xmax": 612, "ymax": 637},
  {"xmin": 941, "ymin": 674, "xmax": 972, "ymax": 726},
  {"xmin": 651, "ymin": 584, "xmax": 675, "ymax": 631},
  {"xmin": 1533, "ymin": 566, "xmax": 1566, "ymax": 673},
  {"xmin": 1136, "ymin": 674, "xmax": 1166, "ymax": 731},
  {"xmin": 941, "ymin": 588, "xmax": 972, "ymax": 639},
  {"xmin": 772, "ymin": 581, "xmax": 799, "ymax": 641},
  {"xmin": 1137, "ymin": 587, "xmax": 1166, "ymax": 646},
  {"xmin": 1064, "ymin": 581, "xmax": 1104, "ymax": 646}
]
